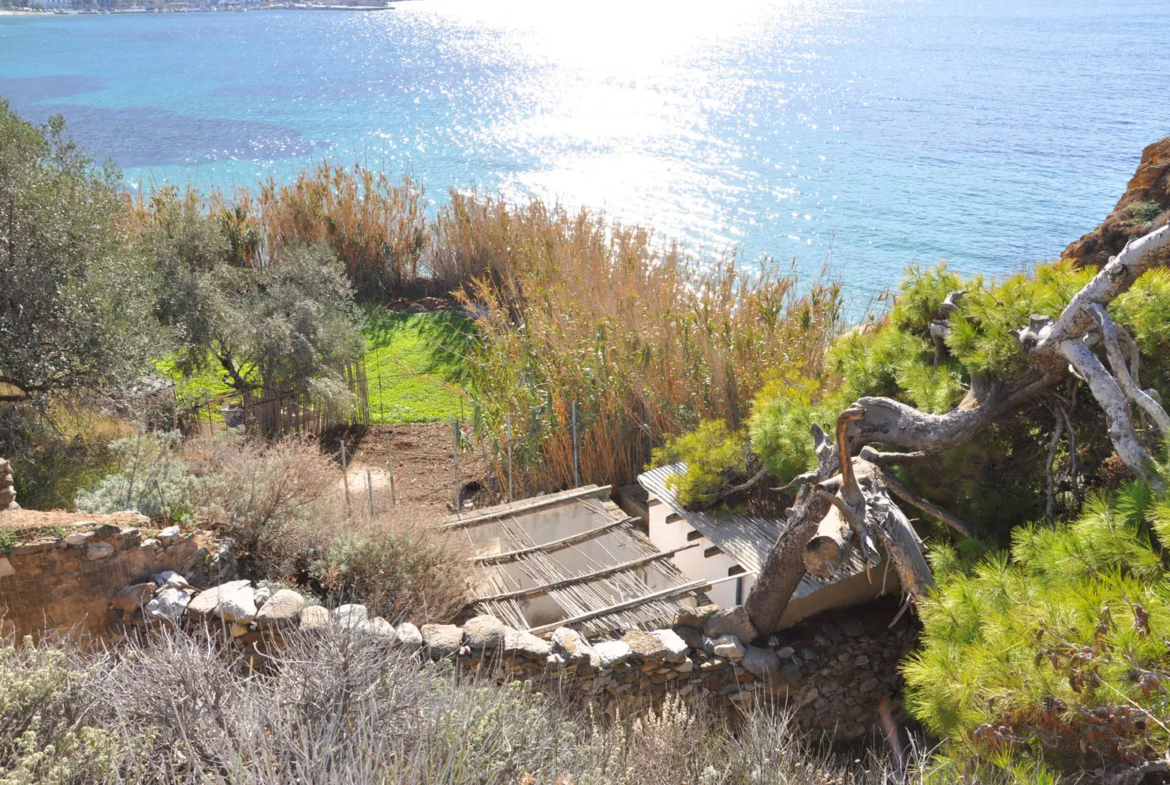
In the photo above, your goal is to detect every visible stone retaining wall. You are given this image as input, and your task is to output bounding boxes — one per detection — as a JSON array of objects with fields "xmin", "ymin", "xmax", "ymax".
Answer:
[
  {"xmin": 0, "ymin": 520, "xmax": 234, "ymax": 639},
  {"xmin": 107, "ymin": 572, "xmax": 918, "ymax": 743}
]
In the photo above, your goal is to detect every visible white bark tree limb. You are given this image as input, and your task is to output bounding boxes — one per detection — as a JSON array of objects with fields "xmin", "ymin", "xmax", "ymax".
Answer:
[{"xmin": 1087, "ymin": 303, "xmax": 1170, "ymax": 435}]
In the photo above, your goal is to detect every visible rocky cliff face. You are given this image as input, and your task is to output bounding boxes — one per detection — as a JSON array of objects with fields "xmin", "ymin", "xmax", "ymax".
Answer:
[{"xmin": 1064, "ymin": 137, "xmax": 1170, "ymax": 267}]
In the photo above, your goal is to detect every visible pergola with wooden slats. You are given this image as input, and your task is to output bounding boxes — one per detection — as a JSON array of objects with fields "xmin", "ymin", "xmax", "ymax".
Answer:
[{"xmin": 443, "ymin": 486, "xmax": 729, "ymax": 637}]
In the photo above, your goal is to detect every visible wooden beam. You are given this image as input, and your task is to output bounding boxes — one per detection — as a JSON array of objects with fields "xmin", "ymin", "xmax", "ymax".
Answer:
[
  {"xmin": 703, "ymin": 545, "xmax": 723, "ymax": 559},
  {"xmin": 440, "ymin": 485, "xmax": 609, "ymax": 530},
  {"xmin": 473, "ymin": 543, "xmax": 700, "ymax": 604},
  {"xmin": 524, "ymin": 574, "xmax": 748, "ymax": 636},
  {"xmin": 470, "ymin": 517, "xmax": 636, "ymax": 565}
]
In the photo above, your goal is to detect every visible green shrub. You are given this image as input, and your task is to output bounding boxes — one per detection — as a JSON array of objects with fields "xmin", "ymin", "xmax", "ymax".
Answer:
[
  {"xmin": 748, "ymin": 374, "xmax": 838, "ymax": 482},
  {"xmin": 652, "ymin": 420, "xmax": 749, "ymax": 508},
  {"xmin": 75, "ymin": 432, "xmax": 195, "ymax": 523},
  {"xmin": 904, "ymin": 477, "xmax": 1170, "ymax": 779},
  {"xmin": 1125, "ymin": 200, "xmax": 1164, "ymax": 224}
]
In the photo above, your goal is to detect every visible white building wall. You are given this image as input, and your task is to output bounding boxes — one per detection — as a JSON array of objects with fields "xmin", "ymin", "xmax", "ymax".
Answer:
[{"xmin": 647, "ymin": 498, "xmax": 746, "ymax": 609}]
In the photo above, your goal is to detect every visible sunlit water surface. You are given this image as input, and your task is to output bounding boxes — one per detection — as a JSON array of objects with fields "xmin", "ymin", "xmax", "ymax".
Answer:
[{"xmin": 2, "ymin": 0, "xmax": 1169, "ymax": 298}]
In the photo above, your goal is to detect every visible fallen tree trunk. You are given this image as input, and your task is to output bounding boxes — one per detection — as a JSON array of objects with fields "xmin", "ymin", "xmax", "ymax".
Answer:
[{"xmin": 746, "ymin": 224, "xmax": 1170, "ymax": 636}]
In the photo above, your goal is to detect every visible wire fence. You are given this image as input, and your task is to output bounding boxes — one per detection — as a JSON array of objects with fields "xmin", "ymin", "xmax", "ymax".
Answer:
[{"xmin": 179, "ymin": 361, "xmax": 371, "ymax": 440}]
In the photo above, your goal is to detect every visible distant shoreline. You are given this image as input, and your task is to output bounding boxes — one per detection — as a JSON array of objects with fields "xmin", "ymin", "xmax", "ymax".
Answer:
[{"xmin": 0, "ymin": 4, "xmax": 401, "ymax": 15}]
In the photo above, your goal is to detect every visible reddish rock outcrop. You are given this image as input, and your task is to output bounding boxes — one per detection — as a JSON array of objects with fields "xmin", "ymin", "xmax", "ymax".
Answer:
[{"xmin": 1064, "ymin": 137, "xmax": 1170, "ymax": 267}]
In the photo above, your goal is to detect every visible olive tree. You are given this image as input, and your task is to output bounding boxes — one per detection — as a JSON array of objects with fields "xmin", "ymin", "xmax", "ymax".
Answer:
[{"xmin": 0, "ymin": 101, "xmax": 156, "ymax": 402}]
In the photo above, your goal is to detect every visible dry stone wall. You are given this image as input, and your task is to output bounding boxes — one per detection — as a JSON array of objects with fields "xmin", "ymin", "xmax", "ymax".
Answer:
[
  {"xmin": 106, "ymin": 570, "xmax": 918, "ymax": 743},
  {"xmin": 0, "ymin": 519, "xmax": 235, "ymax": 639}
]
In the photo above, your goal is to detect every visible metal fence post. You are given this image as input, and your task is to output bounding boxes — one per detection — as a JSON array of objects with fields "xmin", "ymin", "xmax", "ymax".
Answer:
[
  {"xmin": 341, "ymin": 440, "xmax": 351, "ymax": 517},
  {"xmin": 571, "ymin": 401, "xmax": 580, "ymax": 488},
  {"xmin": 386, "ymin": 431, "xmax": 396, "ymax": 506},
  {"xmin": 453, "ymin": 418, "xmax": 461, "ymax": 515},
  {"xmin": 506, "ymin": 413, "xmax": 513, "ymax": 503},
  {"xmin": 366, "ymin": 469, "xmax": 375, "ymax": 519}
]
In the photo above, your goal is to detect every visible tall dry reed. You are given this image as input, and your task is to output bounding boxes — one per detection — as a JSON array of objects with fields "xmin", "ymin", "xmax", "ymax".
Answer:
[{"xmin": 439, "ymin": 192, "xmax": 844, "ymax": 492}]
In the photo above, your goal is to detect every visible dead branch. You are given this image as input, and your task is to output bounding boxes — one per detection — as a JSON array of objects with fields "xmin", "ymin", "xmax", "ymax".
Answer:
[
  {"xmin": 880, "ymin": 468, "xmax": 972, "ymax": 538},
  {"xmin": 1088, "ymin": 303, "xmax": 1170, "ymax": 435}
]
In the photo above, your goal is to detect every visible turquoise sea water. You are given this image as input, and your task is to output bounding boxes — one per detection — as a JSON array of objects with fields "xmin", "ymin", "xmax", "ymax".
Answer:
[{"xmin": 1, "ymin": 0, "xmax": 1168, "ymax": 297}]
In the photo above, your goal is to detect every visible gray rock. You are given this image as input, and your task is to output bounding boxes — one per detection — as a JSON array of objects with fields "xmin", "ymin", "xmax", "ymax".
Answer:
[
  {"xmin": 462, "ymin": 615, "xmax": 506, "ymax": 650},
  {"xmin": 593, "ymin": 640, "xmax": 632, "ymax": 668},
  {"xmin": 86, "ymin": 542, "xmax": 115, "ymax": 561},
  {"xmin": 187, "ymin": 580, "xmax": 252, "ymax": 620},
  {"xmin": 154, "ymin": 571, "xmax": 193, "ymax": 591},
  {"xmin": 651, "ymin": 628, "xmax": 689, "ymax": 663},
  {"xmin": 743, "ymin": 646, "xmax": 781, "ymax": 677},
  {"xmin": 111, "ymin": 583, "xmax": 156, "ymax": 614},
  {"xmin": 674, "ymin": 624, "xmax": 704, "ymax": 650},
  {"xmin": 502, "ymin": 627, "xmax": 551, "ymax": 658},
  {"xmin": 359, "ymin": 617, "xmax": 396, "ymax": 637},
  {"xmin": 145, "ymin": 587, "xmax": 191, "ymax": 625},
  {"xmin": 840, "ymin": 618, "xmax": 866, "ymax": 637},
  {"xmin": 140, "ymin": 539, "xmax": 159, "ymax": 549},
  {"xmin": 710, "ymin": 635, "xmax": 745, "ymax": 661},
  {"xmin": 253, "ymin": 587, "xmax": 271, "ymax": 608},
  {"xmin": 551, "ymin": 627, "xmax": 597, "ymax": 666},
  {"xmin": 255, "ymin": 589, "xmax": 305, "ymax": 628},
  {"xmin": 703, "ymin": 606, "xmax": 758, "ymax": 644},
  {"xmin": 673, "ymin": 603, "xmax": 720, "ymax": 628},
  {"xmin": 93, "ymin": 523, "xmax": 121, "ymax": 541},
  {"xmin": 333, "ymin": 604, "xmax": 368, "ymax": 629},
  {"xmin": 776, "ymin": 646, "xmax": 795, "ymax": 660},
  {"xmin": 157, "ymin": 525, "xmax": 181, "ymax": 545},
  {"xmin": 214, "ymin": 585, "xmax": 257, "ymax": 624},
  {"xmin": 299, "ymin": 605, "xmax": 331, "ymax": 631},
  {"xmin": 64, "ymin": 532, "xmax": 92, "ymax": 547},
  {"xmin": 421, "ymin": 624, "xmax": 463, "ymax": 658},
  {"xmin": 395, "ymin": 622, "xmax": 423, "ymax": 649}
]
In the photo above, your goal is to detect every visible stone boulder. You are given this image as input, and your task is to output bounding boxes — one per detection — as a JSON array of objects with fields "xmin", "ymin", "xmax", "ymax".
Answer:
[
  {"xmin": 333, "ymin": 604, "xmax": 368, "ymax": 629},
  {"xmin": 502, "ymin": 627, "xmax": 551, "ymax": 658},
  {"xmin": 703, "ymin": 606, "xmax": 757, "ymax": 644},
  {"xmin": 145, "ymin": 587, "xmax": 190, "ymax": 625},
  {"xmin": 462, "ymin": 615, "xmax": 506, "ymax": 650},
  {"xmin": 188, "ymin": 580, "xmax": 251, "ymax": 621},
  {"xmin": 551, "ymin": 627, "xmax": 597, "ymax": 667},
  {"xmin": 86, "ymin": 542, "xmax": 115, "ymax": 561},
  {"xmin": 214, "ymin": 585, "xmax": 256, "ymax": 624},
  {"xmin": 673, "ymin": 603, "xmax": 720, "ymax": 629},
  {"xmin": 396, "ymin": 622, "xmax": 423, "ymax": 650},
  {"xmin": 621, "ymin": 629, "xmax": 670, "ymax": 660},
  {"xmin": 111, "ymin": 583, "xmax": 156, "ymax": 614},
  {"xmin": 359, "ymin": 617, "xmax": 396, "ymax": 638},
  {"xmin": 742, "ymin": 645, "xmax": 781, "ymax": 677},
  {"xmin": 709, "ymin": 634, "xmax": 745, "ymax": 661},
  {"xmin": 593, "ymin": 640, "xmax": 632, "ymax": 668},
  {"xmin": 421, "ymin": 623, "xmax": 463, "ymax": 658},
  {"xmin": 254, "ymin": 589, "xmax": 305, "ymax": 629},
  {"xmin": 650, "ymin": 629, "xmax": 689, "ymax": 663}
]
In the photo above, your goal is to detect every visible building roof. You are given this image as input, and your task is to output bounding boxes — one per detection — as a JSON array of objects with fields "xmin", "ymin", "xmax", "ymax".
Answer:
[
  {"xmin": 442, "ymin": 486, "xmax": 704, "ymax": 636},
  {"xmin": 638, "ymin": 463, "xmax": 868, "ymax": 601}
]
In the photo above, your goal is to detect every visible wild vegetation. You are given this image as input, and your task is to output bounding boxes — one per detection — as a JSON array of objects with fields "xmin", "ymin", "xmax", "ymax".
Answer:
[
  {"xmin": 0, "ymin": 625, "xmax": 920, "ymax": 784},
  {"xmin": 906, "ymin": 469, "xmax": 1170, "ymax": 781},
  {"xmin": 6, "ymin": 96, "xmax": 1170, "ymax": 781}
]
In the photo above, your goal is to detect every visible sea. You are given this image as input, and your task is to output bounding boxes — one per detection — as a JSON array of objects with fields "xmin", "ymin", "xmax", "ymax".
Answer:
[{"xmin": 1, "ymin": 0, "xmax": 1168, "ymax": 300}]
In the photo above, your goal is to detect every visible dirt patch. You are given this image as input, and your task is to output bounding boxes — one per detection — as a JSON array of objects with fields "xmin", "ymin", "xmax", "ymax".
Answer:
[
  {"xmin": 322, "ymin": 423, "xmax": 497, "ymax": 521},
  {"xmin": 0, "ymin": 509, "xmax": 151, "ymax": 534}
]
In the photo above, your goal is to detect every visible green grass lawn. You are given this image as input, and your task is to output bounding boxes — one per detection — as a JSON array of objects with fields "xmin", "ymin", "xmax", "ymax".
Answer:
[
  {"xmin": 363, "ymin": 309, "xmax": 473, "ymax": 424},
  {"xmin": 159, "ymin": 310, "xmax": 473, "ymax": 425}
]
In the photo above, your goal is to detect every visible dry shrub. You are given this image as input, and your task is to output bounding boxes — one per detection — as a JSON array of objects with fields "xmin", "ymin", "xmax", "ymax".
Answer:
[
  {"xmin": 311, "ymin": 508, "xmax": 470, "ymax": 624},
  {"xmin": 437, "ymin": 191, "xmax": 845, "ymax": 491},
  {"xmin": 0, "ymin": 627, "xmax": 926, "ymax": 784},
  {"xmin": 180, "ymin": 431, "xmax": 336, "ymax": 572}
]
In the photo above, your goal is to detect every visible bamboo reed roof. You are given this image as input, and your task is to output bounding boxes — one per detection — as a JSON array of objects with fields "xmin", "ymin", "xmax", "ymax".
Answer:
[
  {"xmin": 442, "ymin": 487, "xmax": 702, "ymax": 637},
  {"xmin": 639, "ymin": 464, "xmax": 869, "ymax": 601}
]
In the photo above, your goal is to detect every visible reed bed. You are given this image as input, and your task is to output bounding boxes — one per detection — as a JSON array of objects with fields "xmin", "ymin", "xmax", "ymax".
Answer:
[{"xmin": 441, "ymin": 192, "xmax": 845, "ymax": 492}]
